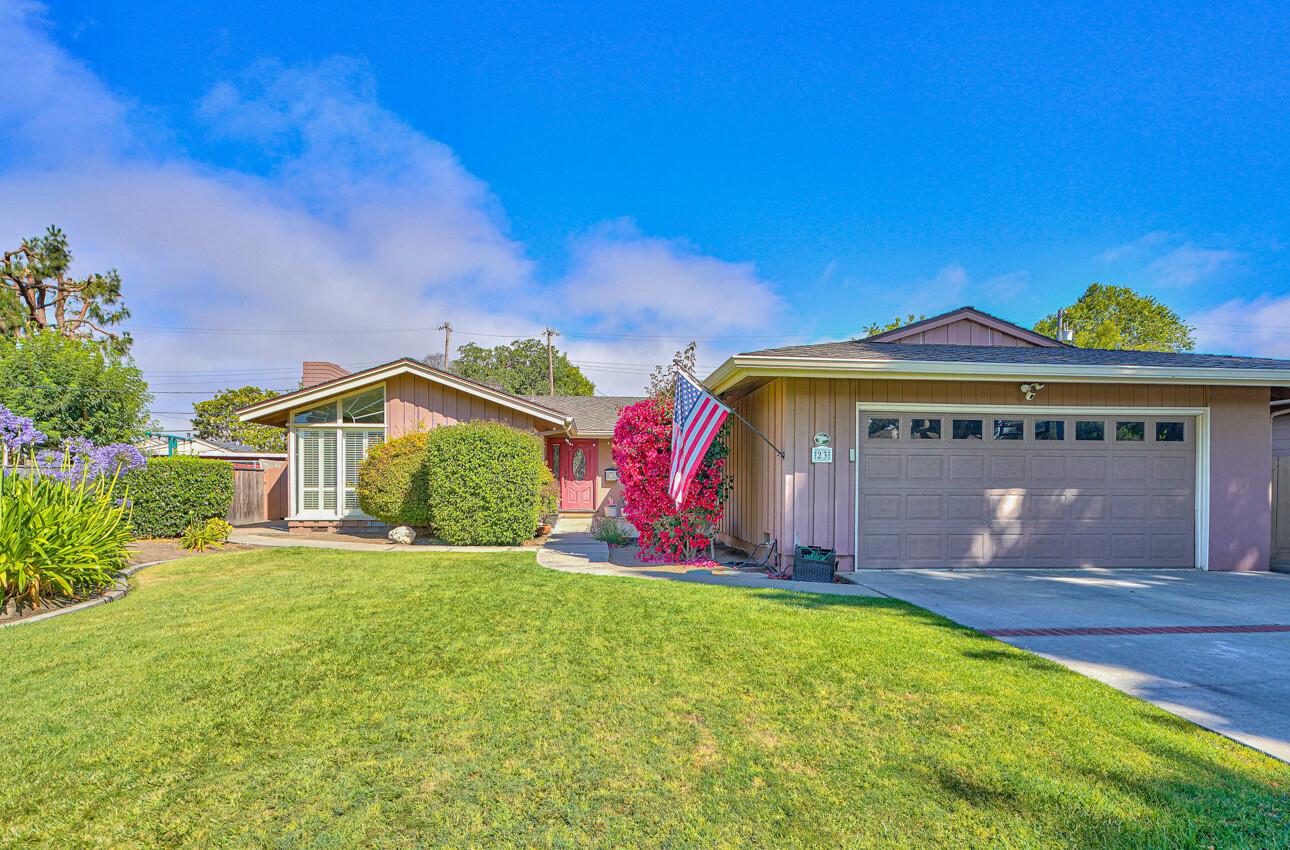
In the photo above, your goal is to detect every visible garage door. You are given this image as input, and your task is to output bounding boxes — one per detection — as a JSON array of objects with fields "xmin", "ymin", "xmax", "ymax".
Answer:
[{"xmin": 857, "ymin": 411, "xmax": 1197, "ymax": 568}]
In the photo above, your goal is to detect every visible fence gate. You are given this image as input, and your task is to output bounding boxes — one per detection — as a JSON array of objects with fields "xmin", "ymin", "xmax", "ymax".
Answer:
[{"xmin": 1274, "ymin": 457, "xmax": 1290, "ymax": 566}]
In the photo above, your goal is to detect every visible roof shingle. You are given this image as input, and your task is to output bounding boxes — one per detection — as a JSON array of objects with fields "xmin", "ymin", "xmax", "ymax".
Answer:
[
  {"xmin": 524, "ymin": 395, "xmax": 645, "ymax": 434},
  {"xmin": 739, "ymin": 340, "xmax": 1290, "ymax": 371}
]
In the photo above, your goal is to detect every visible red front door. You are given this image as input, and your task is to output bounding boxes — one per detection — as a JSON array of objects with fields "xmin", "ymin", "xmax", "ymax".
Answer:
[{"xmin": 553, "ymin": 439, "xmax": 597, "ymax": 511}]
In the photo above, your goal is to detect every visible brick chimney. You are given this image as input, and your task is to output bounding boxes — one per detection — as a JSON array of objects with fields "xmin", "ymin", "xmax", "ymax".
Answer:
[{"xmin": 301, "ymin": 361, "xmax": 350, "ymax": 388}]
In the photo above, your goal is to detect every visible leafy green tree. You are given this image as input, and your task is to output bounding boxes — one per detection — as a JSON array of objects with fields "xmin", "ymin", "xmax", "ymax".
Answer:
[
  {"xmin": 192, "ymin": 386, "xmax": 286, "ymax": 451},
  {"xmin": 0, "ymin": 330, "xmax": 152, "ymax": 444},
  {"xmin": 428, "ymin": 338, "xmax": 595, "ymax": 396},
  {"xmin": 1035, "ymin": 284, "xmax": 1195, "ymax": 352},
  {"xmin": 857, "ymin": 313, "xmax": 926, "ymax": 338},
  {"xmin": 1, "ymin": 226, "xmax": 131, "ymax": 355}
]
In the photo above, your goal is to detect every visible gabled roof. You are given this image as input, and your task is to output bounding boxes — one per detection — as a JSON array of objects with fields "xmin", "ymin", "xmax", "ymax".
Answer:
[
  {"xmin": 706, "ymin": 340, "xmax": 1290, "ymax": 394},
  {"xmin": 523, "ymin": 395, "xmax": 645, "ymax": 436},
  {"xmin": 237, "ymin": 358, "xmax": 573, "ymax": 430},
  {"xmin": 863, "ymin": 306, "xmax": 1066, "ymax": 348}
]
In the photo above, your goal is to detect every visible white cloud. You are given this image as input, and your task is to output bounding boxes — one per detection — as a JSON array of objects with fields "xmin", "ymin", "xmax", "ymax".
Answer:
[
  {"xmin": 1096, "ymin": 231, "xmax": 1241, "ymax": 287},
  {"xmin": 1146, "ymin": 243, "xmax": 1243, "ymax": 287},
  {"xmin": 0, "ymin": 1, "xmax": 785, "ymax": 417},
  {"xmin": 558, "ymin": 219, "xmax": 785, "ymax": 332},
  {"xmin": 1189, "ymin": 296, "xmax": 1290, "ymax": 358},
  {"xmin": 1096, "ymin": 231, "xmax": 1176, "ymax": 263}
]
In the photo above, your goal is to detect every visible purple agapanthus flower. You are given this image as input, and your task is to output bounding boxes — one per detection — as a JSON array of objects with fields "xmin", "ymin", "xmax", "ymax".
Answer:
[
  {"xmin": 0, "ymin": 405, "xmax": 45, "ymax": 455},
  {"xmin": 32, "ymin": 438, "xmax": 145, "ymax": 484}
]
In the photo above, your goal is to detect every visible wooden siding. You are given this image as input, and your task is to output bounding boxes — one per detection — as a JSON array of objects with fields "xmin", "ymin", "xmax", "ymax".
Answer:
[
  {"xmin": 720, "ymin": 378, "xmax": 1216, "ymax": 570},
  {"xmin": 384, "ymin": 373, "xmax": 551, "ymax": 439},
  {"xmin": 894, "ymin": 317, "xmax": 1038, "ymax": 347}
]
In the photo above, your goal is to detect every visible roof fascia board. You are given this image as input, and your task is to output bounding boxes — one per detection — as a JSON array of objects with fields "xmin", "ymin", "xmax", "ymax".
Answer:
[
  {"xmin": 706, "ymin": 355, "xmax": 1290, "ymax": 394},
  {"xmin": 239, "ymin": 361, "xmax": 572, "ymax": 429}
]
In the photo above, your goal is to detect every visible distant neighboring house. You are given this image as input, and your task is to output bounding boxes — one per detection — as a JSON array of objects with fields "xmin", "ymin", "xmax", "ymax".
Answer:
[
  {"xmin": 237, "ymin": 359, "xmax": 642, "ymax": 533},
  {"xmin": 709, "ymin": 306, "xmax": 1290, "ymax": 573},
  {"xmin": 140, "ymin": 432, "xmax": 287, "ymax": 465}
]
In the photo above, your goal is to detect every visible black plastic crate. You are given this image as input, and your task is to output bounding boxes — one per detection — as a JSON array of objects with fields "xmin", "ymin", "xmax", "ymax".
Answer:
[{"xmin": 793, "ymin": 546, "xmax": 837, "ymax": 582}]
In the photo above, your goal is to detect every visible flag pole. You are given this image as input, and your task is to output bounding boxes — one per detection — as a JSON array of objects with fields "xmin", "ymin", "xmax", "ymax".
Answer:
[{"xmin": 677, "ymin": 367, "xmax": 785, "ymax": 460}]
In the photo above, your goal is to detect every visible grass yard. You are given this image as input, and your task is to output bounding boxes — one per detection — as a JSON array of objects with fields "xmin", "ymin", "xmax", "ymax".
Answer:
[{"xmin": 2, "ymin": 550, "xmax": 1287, "ymax": 849}]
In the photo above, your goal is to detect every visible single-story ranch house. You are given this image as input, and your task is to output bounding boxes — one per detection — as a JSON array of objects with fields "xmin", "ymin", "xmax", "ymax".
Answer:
[
  {"xmin": 711, "ymin": 307, "xmax": 1290, "ymax": 572},
  {"xmin": 240, "ymin": 307, "xmax": 1290, "ymax": 573},
  {"xmin": 237, "ymin": 359, "xmax": 641, "ymax": 532}
]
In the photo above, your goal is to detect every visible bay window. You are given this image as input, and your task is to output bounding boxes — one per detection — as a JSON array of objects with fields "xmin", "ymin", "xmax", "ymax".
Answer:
[{"xmin": 290, "ymin": 386, "xmax": 385, "ymax": 518}]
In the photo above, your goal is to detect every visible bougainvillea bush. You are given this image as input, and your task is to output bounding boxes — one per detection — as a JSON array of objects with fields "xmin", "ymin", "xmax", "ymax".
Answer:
[{"xmin": 611, "ymin": 397, "xmax": 730, "ymax": 563}]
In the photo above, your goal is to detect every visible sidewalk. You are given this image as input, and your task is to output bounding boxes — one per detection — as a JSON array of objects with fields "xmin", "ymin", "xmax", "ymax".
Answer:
[{"xmin": 536, "ymin": 529, "xmax": 885, "ymax": 598}]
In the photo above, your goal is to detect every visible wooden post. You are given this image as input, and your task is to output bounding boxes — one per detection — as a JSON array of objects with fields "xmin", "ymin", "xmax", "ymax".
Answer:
[
  {"xmin": 437, "ymin": 322, "xmax": 453, "ymax": 369},
  {"xmin": 543, "ymin": 327, "xmax": 560, "ymax": 395}
]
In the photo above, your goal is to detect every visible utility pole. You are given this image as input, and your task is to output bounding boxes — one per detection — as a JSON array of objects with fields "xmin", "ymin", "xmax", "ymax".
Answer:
[
  {"xmin": 542, "ymin": 327, "xmax": 559, "ymax": 395},
  {"xmin": 437, "ymin": 322, "xmax": 453, "ymax": 369}
]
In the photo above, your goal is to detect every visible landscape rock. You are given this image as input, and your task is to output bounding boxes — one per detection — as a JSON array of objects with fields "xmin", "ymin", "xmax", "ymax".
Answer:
[{"xmin": 387, "ymin": 525, "xmax": 416, "ymax": 545}]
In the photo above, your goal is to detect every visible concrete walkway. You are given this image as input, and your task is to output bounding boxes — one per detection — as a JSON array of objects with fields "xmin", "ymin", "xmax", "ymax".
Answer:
[
  {"xmin": 536, "ymin": 528, "xmax": 884, "ymax": 597},
  {"xmin": 229, "ymin": 528, "xmax": 529, "ymax": 554}
]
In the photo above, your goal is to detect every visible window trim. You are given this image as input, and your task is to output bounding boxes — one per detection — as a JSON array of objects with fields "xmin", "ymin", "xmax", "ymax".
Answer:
[{"xmin": 288, "ymin": 383, "xmax": 389, "ymax": 520}]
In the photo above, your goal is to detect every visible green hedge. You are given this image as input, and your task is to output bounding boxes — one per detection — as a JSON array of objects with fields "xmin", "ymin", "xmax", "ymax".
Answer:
[
  {"xmin": 125, "ymin": 456, "xmax": 234, "ymax": 538},
  {"xmin": 424, "ymin": 421, "xmax": 554, "ymax": 545},
  {"xmin": 356, "ymin": 431, "xmax": 433, "ymax": 526}
]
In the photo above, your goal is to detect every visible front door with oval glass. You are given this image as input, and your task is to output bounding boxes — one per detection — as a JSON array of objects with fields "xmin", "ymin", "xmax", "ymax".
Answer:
[{"xmin": 554, "ymin": 439, "xmax": 597, "ymax": 511}]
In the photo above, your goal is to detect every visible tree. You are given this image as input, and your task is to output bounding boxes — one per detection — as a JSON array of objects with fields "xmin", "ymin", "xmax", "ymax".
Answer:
[
  {"xmin": 192, "ymin": 386, "xmax": 286, "ymax": 452},
  {"xmin": 427, "ymin": 338, "xmax": 595, "ymax": 396},
  {"xmin": 1, "ymin": 226, "xmax": 131, "ymax": 355},
  {"xmin": 1035, "ymin": 284, "xmax": 1195, "ymax": 352},
  {"xmin": 0, "ymin": 330, "xmax": 152, "ymax": 445},
  {"xmin": 645, "ymin": 342, "xmax": 698, "ymax": 399},
  {"xmin": 856, "ymin": 313, "xmax": 926, "ymax": 339}
]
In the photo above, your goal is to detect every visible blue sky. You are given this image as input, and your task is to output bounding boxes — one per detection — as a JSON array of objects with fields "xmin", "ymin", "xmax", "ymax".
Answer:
[{"xmin": 2, "ymin": 1, "xmax": 1288, "ymax": 427}]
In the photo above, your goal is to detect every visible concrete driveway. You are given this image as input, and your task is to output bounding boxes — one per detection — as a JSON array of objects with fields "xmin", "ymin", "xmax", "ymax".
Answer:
[{"xmin": 848, "ymin": 568, "xmax": 1290, "ymax": 762}]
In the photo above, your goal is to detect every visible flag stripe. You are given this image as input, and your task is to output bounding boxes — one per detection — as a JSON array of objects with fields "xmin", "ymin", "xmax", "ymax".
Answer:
[{"xmin": 668, "ymin": 371, "xmax": 729, "ymax": 505}]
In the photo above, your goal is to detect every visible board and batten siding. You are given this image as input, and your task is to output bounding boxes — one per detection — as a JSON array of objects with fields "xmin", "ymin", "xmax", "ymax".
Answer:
[
  {"xmin": 384, "ymin": 373, "xmax": 551, "ymax": 439},
  {"xmin": 719, "ymin": 378, "xmax": 1272, "ymax": 571},
  {"xmin": 891, "ymin": 317, "xmax": 1039, "ymax": 346}
]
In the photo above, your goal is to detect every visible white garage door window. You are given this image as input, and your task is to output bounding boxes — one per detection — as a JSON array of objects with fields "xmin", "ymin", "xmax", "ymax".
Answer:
[{"xmin": 856, "ymin": 405, "xmax": 1206, "ymax": 569}]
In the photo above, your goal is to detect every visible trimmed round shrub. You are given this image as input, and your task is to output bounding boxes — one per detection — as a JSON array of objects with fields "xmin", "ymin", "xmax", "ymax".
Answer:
[
  {"xmin": 125, "ymin": 456, "xmax": 233, "ymax": 538},
  {"xmin": 356, "ymin": 431, "xmax": 433, "ymax": 526},
  {"xmin": 424, "ymin": 421, "xmax": 554, "ymax": 545}
]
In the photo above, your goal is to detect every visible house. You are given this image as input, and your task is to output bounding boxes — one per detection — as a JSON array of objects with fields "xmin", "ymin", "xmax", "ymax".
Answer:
[
  {"xmin": 237, "ymin": 359, "xmax": 641, "ymax": 533},
  {"xmin": 707, "ymin": 306, "xmax": 1290, "ymax": 573},
  {"xmin": 140, "ymin": 432, "xmax": 288, "ymax": 464}
]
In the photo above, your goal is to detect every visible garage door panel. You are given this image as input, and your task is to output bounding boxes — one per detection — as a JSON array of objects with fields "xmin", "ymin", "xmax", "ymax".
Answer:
[
  {"xmin": 949, "ymin": 455, "xmax": 985, "ymax": 480},
  {"xmin": 907, "ymin": 494, "xmax": 943, "ymax": 519},
  {"xmin": 858, "ymin": 411, "xmax": 1196, "ymax": 568}
]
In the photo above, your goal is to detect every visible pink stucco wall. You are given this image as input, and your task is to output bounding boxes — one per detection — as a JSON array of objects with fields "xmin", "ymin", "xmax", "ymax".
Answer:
[{"xmin": 1207, "ymin": 386, "xmax": 1272, "ymax": 571}]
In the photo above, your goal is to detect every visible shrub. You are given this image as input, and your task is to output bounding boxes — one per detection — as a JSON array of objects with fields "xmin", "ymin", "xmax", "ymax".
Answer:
[
  {"xmin": 180, "ymin": 517, "xmax": 233, "ymax": 552},
  {"xmin": 0, "ymin": 465, "xmax": 131, "ymax": 611},
  {"xmin": 125, "ymin": 456, "xmax": 233, "ymax": 538},
  {"xmin": 590, "ymin": 516, "xmax": 633, "ymax": 546},
  {"xmin": 356, "ymin": 431, "xmax": 432, "ymax": 526},
  {"xmin": 538, "ymin": 479, "xmax": 560, "ymax": 523},
  {"xmin": 424, "ymin": 421, "xmax": 553, "ymax": 545}
]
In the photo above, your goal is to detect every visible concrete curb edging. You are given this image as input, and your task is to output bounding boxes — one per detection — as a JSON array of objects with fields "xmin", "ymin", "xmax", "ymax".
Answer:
[{"xmin": 0, "ymin": 559, "xmax": 169, "ymax": 630}]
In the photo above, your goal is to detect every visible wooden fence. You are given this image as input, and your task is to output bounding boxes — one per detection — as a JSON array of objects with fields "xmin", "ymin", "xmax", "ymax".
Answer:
[
  {"xmin": 1274, "ymin": 457, "xmax": 1290, "ymax": 566},
  {"xmin": 228, "ymin": 460, "xmax": 288, "ymax": 525}
]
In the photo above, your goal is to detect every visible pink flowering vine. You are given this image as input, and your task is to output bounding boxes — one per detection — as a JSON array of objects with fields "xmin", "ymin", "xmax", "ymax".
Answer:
[{"xmin": 611, "ymin": 397, "xmax": 730, "ymax": 563}]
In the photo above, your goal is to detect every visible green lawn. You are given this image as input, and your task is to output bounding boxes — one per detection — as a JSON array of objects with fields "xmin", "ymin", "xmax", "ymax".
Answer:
[{"xmin": 2, "ymin": 551, "xmax": 1287, "ymax": 849}]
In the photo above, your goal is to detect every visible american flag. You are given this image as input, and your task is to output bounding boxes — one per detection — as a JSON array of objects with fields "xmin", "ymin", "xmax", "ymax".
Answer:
[{"xmin": 669, "ymin": 371, "xmax": 730, "ymax": 505}]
